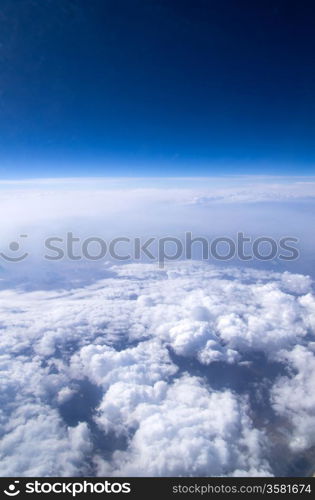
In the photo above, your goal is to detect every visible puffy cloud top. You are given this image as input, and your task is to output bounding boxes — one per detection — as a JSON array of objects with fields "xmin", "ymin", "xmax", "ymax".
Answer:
[{"xmin": 0, "ymin": 261, "xmax": 314, "ymax": 476}]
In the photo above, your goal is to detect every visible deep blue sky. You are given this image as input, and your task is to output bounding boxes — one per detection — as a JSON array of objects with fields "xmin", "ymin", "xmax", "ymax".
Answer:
[{"xmin": 0, "ymin": 0, "xmax": 314, "ymax": 177}]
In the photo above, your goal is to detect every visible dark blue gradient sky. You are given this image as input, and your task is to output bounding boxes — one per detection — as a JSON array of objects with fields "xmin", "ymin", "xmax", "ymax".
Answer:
[{"xmin": 0, "ymin": 0, "xmax": 314, "ymax": 177}]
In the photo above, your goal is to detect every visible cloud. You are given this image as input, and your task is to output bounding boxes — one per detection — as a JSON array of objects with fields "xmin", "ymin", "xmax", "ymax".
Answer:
[
  {"xmin": 1, "ymin": 176, "xmax": 315, "ymax": 249},
  {"xmin": 188, "ymin": 181, "xmax": 315, "ymax": 204},
  {"xmin": 94, "ymin": 375, "xmax": 271, "ymax": 477},
  {"xmin": 271, "ymin": 345, "xmax": 315, "ymax": 452},
  {"xmin": 1, "ymin": 177, "xmax": 315, "ymax": 292},
  {"xmin": 69, "ymin": 339, "xmax": 177, "ymax": 388},
  {"xmin": 0, "ymin": 260, "xmax": 314, "ymax": 475},
  {"xmin": 0, "ymin": 408, "xmax": 92, "ymax": 476}
]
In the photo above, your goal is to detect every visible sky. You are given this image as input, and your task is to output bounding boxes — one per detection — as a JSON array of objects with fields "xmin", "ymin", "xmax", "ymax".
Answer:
[
  {"xmin": 1, "ymin": 2, "xmax": 315, "ymax": 479},
  {"xmin": 0, "ymin": 0, "xmax": 314, "ymax": 177}
]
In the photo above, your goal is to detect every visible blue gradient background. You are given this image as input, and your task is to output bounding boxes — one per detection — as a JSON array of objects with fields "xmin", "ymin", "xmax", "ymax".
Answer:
[{"xmin": 0, "ymin": 0, "xmax": 314, "ymax": 178}]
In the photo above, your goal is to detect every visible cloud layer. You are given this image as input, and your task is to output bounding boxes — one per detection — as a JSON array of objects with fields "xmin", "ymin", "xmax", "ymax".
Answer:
[{"xmin": 1, "ymin": 261, "xmax": 315, "ymax": 476}]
